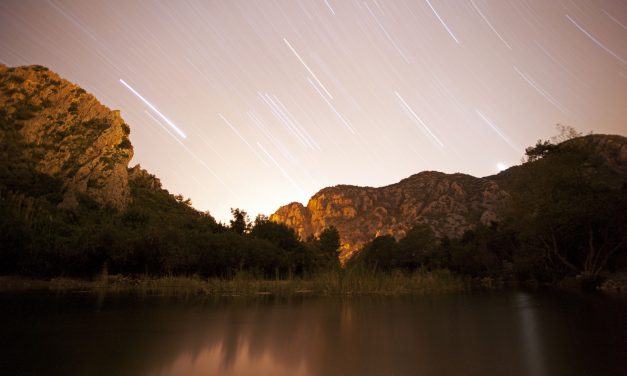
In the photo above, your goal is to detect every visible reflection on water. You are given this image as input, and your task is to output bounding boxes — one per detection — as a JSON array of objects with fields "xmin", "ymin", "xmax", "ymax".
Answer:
[
  {"xmin": 0, "ymin": 291, "xmax": 625, "ymax": 376},
  {"xmin": 515, "ymin": 292, "xmax": 544, "ymax": 376}
]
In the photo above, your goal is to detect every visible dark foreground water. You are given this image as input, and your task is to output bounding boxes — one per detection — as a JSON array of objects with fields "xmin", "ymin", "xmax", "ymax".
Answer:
[{"xmin": 0, "ymin": 290, "xmax": 625, "ymax": 376}]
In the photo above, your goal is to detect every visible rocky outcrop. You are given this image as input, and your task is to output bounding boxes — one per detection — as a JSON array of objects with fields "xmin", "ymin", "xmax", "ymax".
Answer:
[
  {"xmin": 0, "ymin": 64, "xmax": 133, "ymax": 209},
  {"xmin": 273, "ymin": 134, "xmax": 627, "ymax": 261},
  {"xmin": 128, "ymin": 164, "xmax": 162, "ymax": 190},
  {"xmin": 272, "ymin": 171, "xmax": 510, "ymax": 261}
]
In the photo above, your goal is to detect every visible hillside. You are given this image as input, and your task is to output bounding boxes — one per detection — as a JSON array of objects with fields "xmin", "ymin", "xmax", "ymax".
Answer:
[
  {"xmin": 0, "ymin": 64, "xmax": 133, "ymax": 209},
  {"xmin": 272, "ymin": 172, "xmax": 509, "ymax": 261},
  {"xmin": 0, "ymin": 64, "xmax": 337, "ymax": 279},
  {"xmin": 1, "ymin": 64, "xmax": 625, "ymax": 285},
  {"xmin": 272, "ymin": 134, "xmax": 627, "ymax": 262}
]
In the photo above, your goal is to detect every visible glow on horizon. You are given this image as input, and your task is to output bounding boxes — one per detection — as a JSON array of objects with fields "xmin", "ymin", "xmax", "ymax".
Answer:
[
  {"xmin": 3, "ymin": 1, "xmax": 625, "ymax": 223},
  {"xmin": 119, "ymin": 78, "xmax": 187, "ymax": 139}
]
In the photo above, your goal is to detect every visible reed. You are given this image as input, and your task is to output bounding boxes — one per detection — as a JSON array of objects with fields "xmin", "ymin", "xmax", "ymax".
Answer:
[{"xmin": 0, "ymin": 269, "xmax": 468, "ymax": 296}]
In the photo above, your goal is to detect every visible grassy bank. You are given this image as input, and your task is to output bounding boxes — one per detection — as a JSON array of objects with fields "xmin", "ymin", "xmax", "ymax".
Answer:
[{"xmin": 0, "ymin": 269, "xmax": 468, "ymax": 296}]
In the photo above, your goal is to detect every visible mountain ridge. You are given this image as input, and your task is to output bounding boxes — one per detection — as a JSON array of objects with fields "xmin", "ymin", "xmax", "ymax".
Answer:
[
  {"xmin": 272, "ymin": 134, "xmax": 627, "ymax": 261},
  {"xmin": 271, "ymin": 170, "xmax": 510, "ymax": 261},
  {"xmin": 1, "ymin": 63, "xmax": 625, "ymax": 283}
]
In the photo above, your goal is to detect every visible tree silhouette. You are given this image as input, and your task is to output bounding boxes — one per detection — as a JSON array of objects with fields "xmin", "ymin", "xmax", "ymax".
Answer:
[{"xmin": 229, "ymin": 208, "xmax": 250, "ymax": 235}]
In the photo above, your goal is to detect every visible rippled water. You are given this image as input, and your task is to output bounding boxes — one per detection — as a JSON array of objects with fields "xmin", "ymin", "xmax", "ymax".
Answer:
[{"xmin": 1, "ymin": 290, "xmax": 625, "ymax": 376}]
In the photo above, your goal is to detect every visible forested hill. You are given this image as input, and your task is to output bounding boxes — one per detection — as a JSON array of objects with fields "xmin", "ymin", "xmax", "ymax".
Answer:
[
  {"xmin": 0, "ymin": 64, "xmax": 339, "ymax": 278},
  {"xmin": 340, "ymin": 134, "xmax": 626, "ymax": 285},
  {"xmin": 1, "ymin": 64, "xmax": 625, "ymax": 287},
  {"xmin": 0, "ymin": 64, "xmax": 133, "ymax": 209},
  {"xmin": 272, "ymin": 133, "xmax": 627, "ymax": 263}
]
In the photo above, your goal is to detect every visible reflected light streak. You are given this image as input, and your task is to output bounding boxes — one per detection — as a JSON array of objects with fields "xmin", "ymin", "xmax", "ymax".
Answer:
[
  {"xmin": 218, "ymin": 113, "xmax": 269, "ymax": 166},
  {"xmin": 565, "ymin": 14, "xmax": 626, "ymax": 65},
  {"xmin": 602, "ymin": 9, "xmax": 627, "ymax": 31},
  {"xmin": 470, "ymin": 0, "xmax": 512, "ymax": 50},
  {"xmin": 247, "ymin": 111, "xmax": 297, "ymax": 164},
  {"xmin": 306, "ymin": 76, "xmax": 356, "ymax": 134},
  {"xmin": 476, "ymin": 110, "xmax": 521, "ymax": 153},
  {"xmin": 395, "ymin": 91, "xmax": 444, "ymax": 147},
  {"xmin": 145, "ymin": 111, "xmax": 224, "ymax": 185},
  {"xmin": 271, "ymin": 94, "xmax": 321, "ymax": 149},
  {"xmin": 324, "ymin": 0, "xmax": 336, "ymax": 16},
  {"xmin": 512, "ymin": 66, "xmax": 569, "ymax": 114},
  {"xmin": 257, "ymin": 142, "xmax": 304, "ymax": 193},
  {"xmin": 283, "ymin": 37, "xmax": 333, "ymax": 99},
  {"xmin": 424, "ymin": 0, "xmax": 459, "ymax": 44},
  {"xmin": 258, "ymin": 92, "xmax": 319, "ymax": 149},
  {"xmin": 364, "ymin": 2, "xmax": 411, "ymax": 64},
  {"xmin": 120, "ymin": 79, "xmax": 187, "ymax": 139}
]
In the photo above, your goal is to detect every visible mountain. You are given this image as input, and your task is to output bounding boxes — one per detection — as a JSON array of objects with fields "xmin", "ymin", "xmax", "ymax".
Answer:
[
  {"xmin": 493, "ymin": 134, "xmax": 627, "ymax": 189},
  {"xmin": 0, "ymin": 64, "xmax": 327, "ymax": 280},
  {"xmin": 272, "ymin": 134, "xmax": 627, "ymax": 261},
  {"xmin": 0, "ymin": 64, "xmax": 132, "ymax": 209},
  {"xmin": 271, "ymin": 172, "xmax": 509, "ymax": 261},
  {"xmin": 1, "ymin": 64, "xmax": 624, "ymax": 282}
]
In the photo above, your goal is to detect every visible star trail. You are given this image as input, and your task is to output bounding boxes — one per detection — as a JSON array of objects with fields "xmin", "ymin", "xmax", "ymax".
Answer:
[{"xmin": 1, "ymin": 0, "xmax": 625, "ymax": 222}]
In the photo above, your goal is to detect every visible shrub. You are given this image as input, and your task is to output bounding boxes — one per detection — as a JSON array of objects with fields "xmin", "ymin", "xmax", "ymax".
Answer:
[
  {"xmin": 68, "ymin": 102, "xmax": 79, "ymax": 115},
  {"xmin": 117, "ymin": 138, "xmax": 132, "ymax": 150}
]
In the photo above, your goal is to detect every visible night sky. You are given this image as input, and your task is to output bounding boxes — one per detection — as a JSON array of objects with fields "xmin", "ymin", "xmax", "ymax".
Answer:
[{"xmin": 1, "ymin": 0, "xmax": 626, "ymax": 222}]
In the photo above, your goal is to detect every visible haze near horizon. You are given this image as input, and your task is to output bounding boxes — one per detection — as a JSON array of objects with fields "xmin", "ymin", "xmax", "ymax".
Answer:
[{"xmin": 1, "ymin": 0, "xmax": 625, "ymax": 222}]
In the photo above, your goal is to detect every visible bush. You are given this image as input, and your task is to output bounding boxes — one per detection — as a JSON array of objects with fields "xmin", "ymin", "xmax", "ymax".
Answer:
[{"xmin": 117, "ymin": 138, "xmax": 132, "ymax": 150}]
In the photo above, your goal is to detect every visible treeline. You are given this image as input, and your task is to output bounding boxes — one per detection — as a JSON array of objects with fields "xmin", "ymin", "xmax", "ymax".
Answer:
[
  {"xmin": 0, "ymin": 94, "xmax": 341, "ymax": 280},
  {"xmin": 0, "ymin": 169, "xmax": 340, "ymax": 279},
  {"xmin": 350, "ymin": 134, "xmax": 627, "ymax": 287},
  {"xmin": 1, "ymin": 128, "xmax": 625, "ymax": 287}
]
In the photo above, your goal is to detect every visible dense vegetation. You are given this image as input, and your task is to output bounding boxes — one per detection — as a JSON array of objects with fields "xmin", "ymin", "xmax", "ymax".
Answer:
[
  {"xmin": 0, "ymin": 65, "xmax": 343, "ymax": 283},
  {"xmin": 1, "ymin": 96, "xmax": 625, "ymax": 290},
  {"xmin": 350, "ymin": 132, "xmax": 627, "ymax": 288},
  {"xmin": 0, "ymin": 166, "xmax": 341, "ymax": 279}
]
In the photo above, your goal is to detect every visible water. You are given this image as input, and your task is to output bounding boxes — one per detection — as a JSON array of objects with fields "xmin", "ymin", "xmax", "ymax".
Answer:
[{"xmin": 0, "ymin": 291, "xmax": 625, "ymax": 376}]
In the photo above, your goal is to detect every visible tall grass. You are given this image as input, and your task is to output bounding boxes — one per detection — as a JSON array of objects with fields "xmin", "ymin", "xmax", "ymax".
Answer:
[{"xmin": 0, "ymin": 269, "xmax": 468, "ymax": 296}]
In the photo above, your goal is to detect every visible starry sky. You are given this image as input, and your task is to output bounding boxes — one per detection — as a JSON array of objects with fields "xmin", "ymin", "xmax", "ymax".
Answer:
[{"xmin": 1, "ymin": 0, "xmax": 626, "ymax": 223}]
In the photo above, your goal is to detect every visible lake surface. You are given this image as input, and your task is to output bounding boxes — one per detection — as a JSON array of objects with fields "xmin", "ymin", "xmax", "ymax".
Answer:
[{"xmin": 1, "ymin": 290, "xmax": 625, "ymax": 376}]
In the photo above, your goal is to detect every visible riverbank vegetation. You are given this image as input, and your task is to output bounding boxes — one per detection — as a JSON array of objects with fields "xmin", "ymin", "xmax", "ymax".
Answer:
[
  {"xmin": 350, "ymin": 133, "xmax": 627, "ymax": 290},
  {"xmin": 1, "ymin": 128, "xmax": 625, "ymax": 293},
  {"xmin": 0, "ymin": 269, "xmax": 467, "ymax": 296}
]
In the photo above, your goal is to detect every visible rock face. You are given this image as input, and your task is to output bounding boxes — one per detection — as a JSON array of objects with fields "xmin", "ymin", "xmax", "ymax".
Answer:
[
  {"xmin": 0, "ymin": 64, "xmax": 133, "ymax": 209},
  {"xmin": 272, "ymin": 171, "xmax": 510, "ymax": 261},
  {"xmin": 128, "ymin": 164, "xmax": 162, "ymax": 190},
  {"xmin": 273, "ymin": 134, "xmax": 627, "ymax": 262}
]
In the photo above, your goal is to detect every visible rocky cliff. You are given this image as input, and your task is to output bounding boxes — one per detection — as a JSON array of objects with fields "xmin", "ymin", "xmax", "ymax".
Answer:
[
  {"xmin": 272, "ymin": 134, "xmax": 627, "ymax": 261},
  {"xmin": 0, "ymin": 64, "xmax": 133, "ymax": 209},
  {"xmin": 272, "ymin": 171, "xmax": 510, "ymax": 261}
]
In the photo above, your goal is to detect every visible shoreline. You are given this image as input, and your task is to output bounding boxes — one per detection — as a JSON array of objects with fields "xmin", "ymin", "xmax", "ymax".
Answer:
[
  {"xmin": 2, "ymin": 270, "xmax": 624, "ymax": 296},
  {"xmin": 0, "ymin": 270, "xmax": 468, "ymax": 296}
]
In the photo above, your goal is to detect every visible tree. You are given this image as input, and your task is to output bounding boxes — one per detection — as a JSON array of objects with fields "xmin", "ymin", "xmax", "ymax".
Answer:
[
  {"xmin": 396, "ymin": 224, "xmax": 438, "ymax": 270},
  {"xmin": 249, "ymin": 215, "xmax": 312, "ymax": 277},
  {"xmin": 229, "ymin": 208, "xmax": 250, "ymax": 235},
  {"xmin": 550, "ymin": 123, "xmax": 582, "ymax": 144},
  {"xmin": 524, "ymin": 124, "xmax": 583, "ymax": 163},
  {"xmin": 509, "ymin": 137, "xmax": 627, "ymax": 284},
  {"xmin": 174, "ymin": 194, "xmax": 192, "ymax": 207},
  {"xmin": 351, "ymin": 235, "xmax": 398, "ymax": 272},
  {"xmin": 524, "ymin": 139, "xmax": 556, "ymax": 162},
  {"xmin": 317, "ymin": 226, "xmax": 341, "ymax": 268}
]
